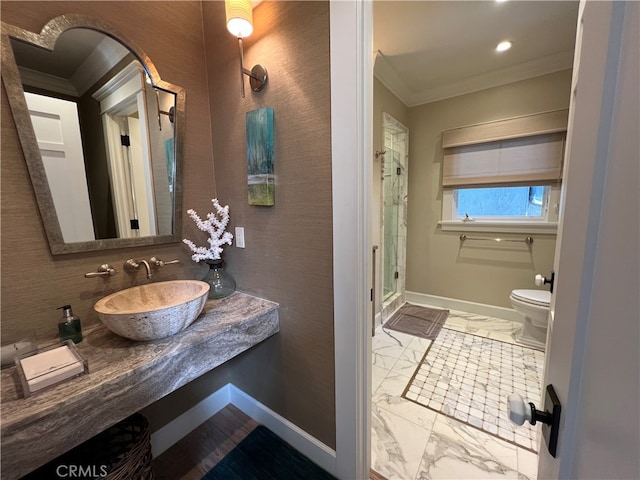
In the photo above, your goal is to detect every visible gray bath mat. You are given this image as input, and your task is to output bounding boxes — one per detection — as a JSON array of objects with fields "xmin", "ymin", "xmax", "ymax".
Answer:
[{"xmin": 383, "ymin": 303, "xmax": 449, "ymax": 340}]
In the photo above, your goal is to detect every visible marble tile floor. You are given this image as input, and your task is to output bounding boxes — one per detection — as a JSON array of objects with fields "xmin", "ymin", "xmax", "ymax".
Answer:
[
  {"xmin": 404, "ymin": 328, "xmax": 544, "ymax": 452},
  {"xmin": 372, "ymin": 306, "xmax": 542, "ymax": 480}
]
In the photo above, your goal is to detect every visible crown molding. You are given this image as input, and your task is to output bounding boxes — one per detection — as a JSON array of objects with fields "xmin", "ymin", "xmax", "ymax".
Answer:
[
  {"xmin": 374, "ymin": 50, "xmax": 574, "ymax": 108},
  {"xmin": 373, "ymin": 50, "xmax": 413, "ymax": 105}
]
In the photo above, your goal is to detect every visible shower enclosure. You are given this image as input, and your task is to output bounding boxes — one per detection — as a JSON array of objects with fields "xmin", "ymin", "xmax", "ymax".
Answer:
[{"xmin": 380, "ymin": 113, "xmax": 408, "ymax": 321}]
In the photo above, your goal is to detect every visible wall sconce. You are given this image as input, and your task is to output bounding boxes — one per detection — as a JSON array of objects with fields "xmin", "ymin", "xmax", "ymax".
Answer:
[{"xmin": 225, "ymin": 0, "xmax": 268, "ymax": 98}]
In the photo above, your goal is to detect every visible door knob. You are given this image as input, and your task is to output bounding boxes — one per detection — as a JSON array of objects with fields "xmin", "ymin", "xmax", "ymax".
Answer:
[
  {"xmin": 534, "ymin": 271, "xmax": 555, "ymax": 293},
  {"xmin": 508, "ymin": 394, "xmax": 551, "ymax": 426},
  {"xmin": 507, "ymin": 385, "xmax": 561, "ymax": 457}
]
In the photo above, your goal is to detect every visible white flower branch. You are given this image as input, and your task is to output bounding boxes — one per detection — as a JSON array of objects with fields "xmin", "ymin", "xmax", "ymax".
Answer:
[{"xmin": 183, "ymin": 199, "xmax": 233, "ymax": 262}]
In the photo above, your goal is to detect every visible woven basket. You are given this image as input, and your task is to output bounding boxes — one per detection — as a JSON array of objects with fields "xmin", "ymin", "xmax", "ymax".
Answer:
[
  {"xmin": 96, "ymin": 413, "xmax": 154, "ymax": 480},
  {"xmin": 25, "ymin": 413, "xmax": 153, "ymax": 479}
]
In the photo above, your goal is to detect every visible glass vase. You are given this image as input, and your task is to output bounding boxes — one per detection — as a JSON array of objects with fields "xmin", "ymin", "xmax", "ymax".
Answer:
[{"xmin": 203, "ymin": 259, "xmax": 236, "ymax": 299}]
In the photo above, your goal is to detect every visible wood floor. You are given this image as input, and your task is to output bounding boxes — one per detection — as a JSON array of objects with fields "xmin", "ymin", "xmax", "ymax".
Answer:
[
  {"xmin": 152, "ymin": 404, "xmax": 387, "ymax": 480},
  {"xmin": 152, "ymin": 404, "xmax": 259, "ymax": 479}
]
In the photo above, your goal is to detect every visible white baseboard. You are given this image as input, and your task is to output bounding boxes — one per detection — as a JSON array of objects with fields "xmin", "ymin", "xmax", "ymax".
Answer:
[
  {"xmin": 228, "ymin": 385, "xmax": 336, "ymax": 474},
  {"xmin": 150, "ymin": 384, "xmax": 231, "ymax": 458},
  {"xmin": 405, "ymin": 291, "xmax": 522, "ymax": 324},
  {"xmin": 150, "ymin": 383, "xmax": 337, "ymax": 476},
  {"xmin": 374, "ymin": 311, "xmax": 382, "ymax": 328}
]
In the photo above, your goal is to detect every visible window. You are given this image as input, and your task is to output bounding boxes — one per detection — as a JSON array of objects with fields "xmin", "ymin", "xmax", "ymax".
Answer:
[
  {"xmin": 441, "ymin": 185, "xmax": 559, "ymax": 233},
  {"xmin": 439, "ymin": 111, "xmax": 566, "ymax": 234},
  {"xmin": 455, "ymin": 186, "xmax": 547, "ymax": 219}
]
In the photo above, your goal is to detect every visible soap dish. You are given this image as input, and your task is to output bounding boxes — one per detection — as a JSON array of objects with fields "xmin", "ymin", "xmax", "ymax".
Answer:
[{"xmin": 14, "ymin": 340, "xmax": 88, "ymax": 398}]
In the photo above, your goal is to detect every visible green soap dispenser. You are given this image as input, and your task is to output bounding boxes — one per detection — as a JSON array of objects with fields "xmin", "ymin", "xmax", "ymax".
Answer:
[{"xmin": 57, "ymin": 305, "xmax": 83, "ymax": 343}]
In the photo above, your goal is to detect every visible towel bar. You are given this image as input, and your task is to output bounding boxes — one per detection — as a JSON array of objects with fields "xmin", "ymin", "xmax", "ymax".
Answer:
[{"xmin": 459, "ymin": 234, "xmax": 533, "ymax": 245}]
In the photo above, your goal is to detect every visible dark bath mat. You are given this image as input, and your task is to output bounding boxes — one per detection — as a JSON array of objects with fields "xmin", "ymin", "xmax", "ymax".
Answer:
[
  {"xmin": 383, "ymin": 303, "xmax": 449, "ymax": 340},
  {"xmin": 202, "ymin": 425, "xmax": 337, "ymax": 480}
]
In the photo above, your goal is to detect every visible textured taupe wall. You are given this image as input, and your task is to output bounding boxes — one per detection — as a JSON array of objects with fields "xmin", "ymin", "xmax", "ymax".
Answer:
[
  {"xmin": 2, "ymin": 0, "xmax": 337, "ymax": 453},
  {"xmin": 202, "ymin": 1, "xmax": 335, "ymax": 448},
  {"xmin": 406, "ymin": 70, "xmax": 572, "ymax": 307},
  {"xmin": 372, "ymin": 78, "xmax": 409, "ymax": 315},
  {"xmin": 1, "ymin": 2, "xmax": 216, "ymax": 345}
]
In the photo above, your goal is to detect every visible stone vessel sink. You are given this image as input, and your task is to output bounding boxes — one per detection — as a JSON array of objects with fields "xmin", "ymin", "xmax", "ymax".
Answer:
[{"xmin": 94, "ymin": 280, "xmax": 210, "ymax": 341}]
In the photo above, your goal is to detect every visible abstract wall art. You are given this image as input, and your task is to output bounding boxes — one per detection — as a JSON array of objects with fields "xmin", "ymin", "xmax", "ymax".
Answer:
[{"xmin": 246, "ymin": 107, "xmax": 275, "ymax": 206}]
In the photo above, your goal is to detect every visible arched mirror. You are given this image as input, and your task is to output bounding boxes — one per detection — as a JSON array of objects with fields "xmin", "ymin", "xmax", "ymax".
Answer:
[{"xmin": 1, "ymin": 15, "xmax": 184, "ymax": 254}]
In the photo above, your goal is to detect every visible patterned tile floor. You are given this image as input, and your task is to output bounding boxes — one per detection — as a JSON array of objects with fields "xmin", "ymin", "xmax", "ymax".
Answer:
[
  {"xmin": 403, "ymin": 328, "xmax": 544, "ymax": 452},
  {"xmin": 372, "ymin": 306, "xmax": 543, "ymax": 480}
]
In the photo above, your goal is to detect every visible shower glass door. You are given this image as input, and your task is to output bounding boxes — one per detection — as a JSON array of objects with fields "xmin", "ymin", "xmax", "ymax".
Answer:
[
  {"xmin": 380, "ymin": 112, "xmax": 408, "ymax": 316},
  {"xmin": 383, "ymin": 148, "xmax": 403, "ymax": 299}
]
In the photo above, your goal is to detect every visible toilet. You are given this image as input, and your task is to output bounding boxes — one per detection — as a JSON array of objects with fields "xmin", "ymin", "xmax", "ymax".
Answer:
[{"xmin": 509, "ymin": 289, "xmax": 551, "ymax": 351}]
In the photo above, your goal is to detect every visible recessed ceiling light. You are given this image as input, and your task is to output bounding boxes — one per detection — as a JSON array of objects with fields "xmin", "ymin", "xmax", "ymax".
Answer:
[
  {"xmin": 496, "ymin": 41, "xmax": 512, "ymax": 52},
  {"xmin": 496, "ymin": 0, "xmax": 508, "ymax": 3}
]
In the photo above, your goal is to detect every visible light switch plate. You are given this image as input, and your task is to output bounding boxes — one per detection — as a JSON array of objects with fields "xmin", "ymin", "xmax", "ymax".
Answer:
[{"xmin": 235, "ymin": 227, "xmax": 245, "ymax": 248}]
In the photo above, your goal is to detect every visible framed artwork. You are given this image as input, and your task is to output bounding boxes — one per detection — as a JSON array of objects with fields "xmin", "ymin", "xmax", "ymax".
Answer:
[{"xmin": 246, "ymin": 107, "xmax": 274, "ymax": 206}]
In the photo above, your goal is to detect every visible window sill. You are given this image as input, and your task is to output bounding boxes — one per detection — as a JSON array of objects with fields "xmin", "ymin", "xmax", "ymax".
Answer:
[{"xmin": 438, "ymin": 220, "xmax": 558, "ymax": 235}]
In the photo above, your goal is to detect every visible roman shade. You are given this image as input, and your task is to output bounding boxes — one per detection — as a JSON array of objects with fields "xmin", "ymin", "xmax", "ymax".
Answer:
[{"xmin": 442, "ymin": 110, "xmax": 568, "ymax": 188}]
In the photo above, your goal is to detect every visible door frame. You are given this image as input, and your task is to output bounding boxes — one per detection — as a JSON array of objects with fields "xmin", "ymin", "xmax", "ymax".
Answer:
[{"xmin": 330, "ymin": 0, "xmax": 372, "ymax": 478}]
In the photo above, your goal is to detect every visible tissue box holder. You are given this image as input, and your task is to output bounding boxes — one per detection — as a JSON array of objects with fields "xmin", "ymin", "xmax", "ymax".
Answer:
[{"xmin": 15, "ymin": 341, "xmax": 88, "ymax": 398}]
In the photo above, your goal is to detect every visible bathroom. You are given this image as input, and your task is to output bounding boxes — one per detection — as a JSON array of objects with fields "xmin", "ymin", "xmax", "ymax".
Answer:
[
  {"xmin": 1, "ymin": 1, "xmax": 338, "ymax": 477},
  {"xmin": 370, "ymin": 1, "xmax": 573, "ymax": 478},
  {"xmin": 2, "ymin": 1, "xmax": 638, "ymax": 479}
]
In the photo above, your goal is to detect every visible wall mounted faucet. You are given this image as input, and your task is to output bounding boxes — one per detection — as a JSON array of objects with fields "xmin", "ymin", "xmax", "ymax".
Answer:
[
  {"xmin": 124, "ymin": 259, "xmax": 153, "ymax": 280},
  {"xmin": 149, "ymin": 257, "xmax": 180, "ymax": 269},
  {"xmin": 84, "ymin": 264, "xmax": 117, "ymax": 278}
]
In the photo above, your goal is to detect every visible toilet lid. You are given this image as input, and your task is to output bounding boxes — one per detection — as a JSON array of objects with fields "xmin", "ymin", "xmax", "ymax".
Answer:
[{"xmin": 511, "ymin": 289, "xmax": 551, "ymax": 307}]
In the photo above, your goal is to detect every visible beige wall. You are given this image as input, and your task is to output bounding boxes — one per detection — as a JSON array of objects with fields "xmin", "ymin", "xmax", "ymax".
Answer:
[
  {"xmin": 202, "ymin": 1, "xmax": 335, "ymax": 448},
  {"xmin": 1, "ymin": 0, "xmax": 227, "ymax": 444},
  {"xmin": 2, "ymin": 0, "xmax": 336, "ymax": 452},
  {"xmin": 1, "ymin": 1, "xmax": 215, "ymax": 343},
  {"xmin": 372, "ymin": 78, "xmax": 409, "ymax": 315},
  {"xmin": 406, "ymin": 70, "xmax": 573, "ymax": 307}
]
